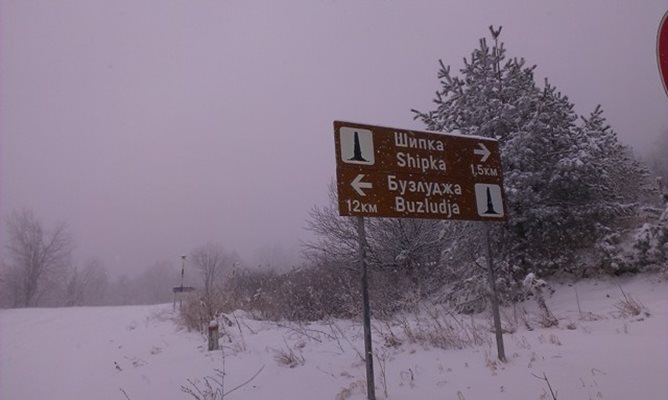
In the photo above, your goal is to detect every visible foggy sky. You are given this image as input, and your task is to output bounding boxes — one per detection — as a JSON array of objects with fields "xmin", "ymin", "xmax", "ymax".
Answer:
[{"xmin": 1, "ymin": 0, "xmax": 666, "ymax": 276}]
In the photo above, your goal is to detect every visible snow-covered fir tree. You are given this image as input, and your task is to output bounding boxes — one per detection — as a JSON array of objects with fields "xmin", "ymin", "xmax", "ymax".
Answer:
[{"xmin": 413, "ymin": 28, "xmax": 651, "ymax": 298}]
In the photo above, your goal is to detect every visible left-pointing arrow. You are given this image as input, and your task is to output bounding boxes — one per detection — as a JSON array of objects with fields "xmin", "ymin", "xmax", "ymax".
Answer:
[{"xmin": 351, "ymin": 174, "xmax": 373, "ymax": 196}]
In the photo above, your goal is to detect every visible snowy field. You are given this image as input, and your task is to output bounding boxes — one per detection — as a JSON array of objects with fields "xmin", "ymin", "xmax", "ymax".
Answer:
[{"xmin": 1, "ymin": 273, "xmax": 667, "ymax": 400}]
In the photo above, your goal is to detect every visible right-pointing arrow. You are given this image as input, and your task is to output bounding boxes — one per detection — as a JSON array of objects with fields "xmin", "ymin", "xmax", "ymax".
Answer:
[
  {"xmin": 474, "ymin": 143, "xmax": 491, "ymax": 162},
  {"xmin": 351, "ymin": 174, "xmax": 373, "ymax": 196}
]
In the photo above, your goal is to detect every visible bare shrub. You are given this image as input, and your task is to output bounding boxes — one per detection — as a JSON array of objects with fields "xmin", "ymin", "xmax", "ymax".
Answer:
[
  {"xmin": 180, "ymin": 258, "xmax": 432, "ymax": 325},
  {"xmin": 179, "ymin": 291, "xmax": 209, "ymax": 332},
  {"xmin": 328, "ymin": 320, "xmax": 364, "ymax": 360},
  {"xmin": 182, "ymin": 366, "xmax": 265, "ymax": 400},
  {"xmin": 374, "ymin": 350, "xmax": 389, "ymax": 398},
  {"xmin": 579, "ymin": 311, "xmax": 605, "ymax": 321},
  {"xmin": 484, "ymin": 349, "xmax": 498, "ymax": 374},
  {"xmin": 500, "ymin": 307, "xmax": 518, "ymax": 334},
  {"xmin": 335, "ymin": 380, "xmax": 366, "ymax": 400},
  {"xmin": 523, "ymin": 273, "xmax": 558, "ymax": 327},
  {"xmin": 614, "ymin": 286, "xmax": 649, "ymax": 318},
  {"xmin": 532, "ymin": 372, "xmax": 558, "ymax": 400},
  {"xmin": 537, "ymin": 312, "xmax": 559, "ymax": 328},
  {"xmin": 394, "ymin": 304, "xmax": 488, "ymax": 350},
  {"xmin": 222, "ymin": 265, "xmax": 359, "ymax": 321},
  {"xmin": 182, "ymin": 370, "xmax": 224, "ymax": 400},
  {"xmin": 548, "ymin": 334, "xmax": 562, "ymax": 346},
  {"xmin": 376, "ymin": 321, "xmax": 402, "ymax": 348},
  {"xmin": 272, "ymin": 339, "xmax": 305, "ymax": 368}
]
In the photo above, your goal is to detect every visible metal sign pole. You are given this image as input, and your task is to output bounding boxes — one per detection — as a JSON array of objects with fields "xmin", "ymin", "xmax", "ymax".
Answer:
[
  {"xmin": 484, "ymin": 223, "xmax": 506, "ymax": 362},
  {"xmin": 356, "ymin": 216, "xmax": 376, "ymax": 400},
  {"xmin": 179, "ymin": 255, "xmax": 186, "ymax": 310}
]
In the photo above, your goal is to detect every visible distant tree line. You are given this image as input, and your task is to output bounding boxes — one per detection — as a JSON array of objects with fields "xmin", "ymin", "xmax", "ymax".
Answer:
[{"xmin": 0, "ymin": 210, "xmax": 207, "ymax": 308}]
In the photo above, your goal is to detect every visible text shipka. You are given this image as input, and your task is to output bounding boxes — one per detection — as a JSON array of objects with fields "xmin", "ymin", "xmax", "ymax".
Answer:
[
  {"xmin": 396, "ymin": 152, "xmax": 446, "ymax": 173},
  {"xmin": 394, "ymin": 131, "xmax": 445, "ymax": 151},
  {"xmin": 394, "ymin": 131, "xmax": 447, "ymax": 173}
]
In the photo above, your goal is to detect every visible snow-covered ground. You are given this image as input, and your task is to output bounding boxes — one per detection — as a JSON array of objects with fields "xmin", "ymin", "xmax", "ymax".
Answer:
[{"xmin": 1, "ymin": 273, "xmax": 667, "ymax": 400}]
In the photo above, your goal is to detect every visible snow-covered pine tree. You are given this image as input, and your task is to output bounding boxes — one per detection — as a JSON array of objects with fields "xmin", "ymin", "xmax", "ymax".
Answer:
[
  {"xmin": 413, "ymin": 28, "xmax": 649, "ymax": 293},
  {"xmin": 576, "ymin": 105, "xmax": 650, "ymax": 206}
]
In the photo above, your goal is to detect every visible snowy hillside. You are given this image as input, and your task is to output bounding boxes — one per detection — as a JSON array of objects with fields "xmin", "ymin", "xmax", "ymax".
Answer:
[{"xmin": 1, "ymin": 273, "xmax": 667, "ymax": 400}]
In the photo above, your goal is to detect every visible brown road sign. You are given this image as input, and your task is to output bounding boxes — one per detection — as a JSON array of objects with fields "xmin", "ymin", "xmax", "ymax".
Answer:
[{"xmin": 334, "ymin": 121, "xmax": 507, "ymax": 221}]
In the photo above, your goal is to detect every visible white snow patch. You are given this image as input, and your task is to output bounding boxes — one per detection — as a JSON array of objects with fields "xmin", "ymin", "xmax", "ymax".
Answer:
[{"xmin": 0, "ymin": 274, "xmax": 666, "ymax": 399}]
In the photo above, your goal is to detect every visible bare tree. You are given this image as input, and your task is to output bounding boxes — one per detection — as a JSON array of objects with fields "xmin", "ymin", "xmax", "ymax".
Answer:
[
  {"xmin": 64, "ymin": 258, "xmax": 110, "ymax": 306},
  {"xmin": 648, "ymin": 130, "xmax": 668, "ymax": 177},
  {"xmin": 136, "ymin": 261, "xmax": 175, "ymax": 304},
  {"xmin": 191, "ymin": 243, "xmax": 231, "ymax": 297},
  {"xmin": 304, "ymin": 183, "xmax": 444, "ymax": 283},
  {"xmin": 80, "ymin": 258, "xmax": 109, "ymax": 305},
  {"xmin": 0, "ymin": 260, "xmax": 23, "ymax": 307},
  {"xmin": 107, "ymin": 274, "xmax": 136, "ymax": 305},
  {"xmin": 65, "ymin": 266, "xmax": 85, "ymax": 306},
  {"xmin": 190, "ymin": 243, "xmax": 234, "ymax": 320},
  {"xmin": 4, "ymin": 210, "xmax": 73, "ymax": 307},
  {"xmin": 303, "ymin": 182, "xmax": 360, "ymax": 268}
]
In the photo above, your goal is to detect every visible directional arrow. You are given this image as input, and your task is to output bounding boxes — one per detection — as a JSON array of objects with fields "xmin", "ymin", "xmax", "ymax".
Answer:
[
  {"xmin": 351, "ymin": 174, "xmax": 373, "ymax": 196},
  {"xmin": 474, "ymin": 143, "xmax": 491, "ymax": 162}
]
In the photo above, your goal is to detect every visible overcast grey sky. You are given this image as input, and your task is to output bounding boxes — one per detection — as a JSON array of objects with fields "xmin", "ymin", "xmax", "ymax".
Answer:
[{"xmin": 1, "ymin": 0, "xmax": 666, "ymax": 276}]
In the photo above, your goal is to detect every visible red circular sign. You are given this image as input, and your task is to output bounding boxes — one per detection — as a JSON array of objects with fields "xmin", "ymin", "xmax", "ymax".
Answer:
[{"xmin": 659, "ymin": 10, "xmax": 668, "ymax": 96}]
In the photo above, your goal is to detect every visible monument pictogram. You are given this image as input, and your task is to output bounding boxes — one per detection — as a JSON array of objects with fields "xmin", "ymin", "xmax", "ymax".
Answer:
[
  {"xmin": 474, "ymin": 183, "xmax": 504, "ymax": 218},
  {"xmin": 340, "ymin": 127, "xmax": 375, "ymax": 166},
  {"xmin": 349, "ymin": 131, "xmax": 368, "ymax": 162}
]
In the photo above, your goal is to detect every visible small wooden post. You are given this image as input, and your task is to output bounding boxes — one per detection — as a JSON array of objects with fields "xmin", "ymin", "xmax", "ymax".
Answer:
[{"xmin": 208, "ymin": 320, "xmax": 219, "ymax": 351}]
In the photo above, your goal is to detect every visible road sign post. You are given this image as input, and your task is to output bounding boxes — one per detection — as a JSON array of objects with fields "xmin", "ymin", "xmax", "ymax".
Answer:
[
  {"xmin": 356, "ymin": 216, "xmax": 375, "ymax": 400},
  {"xmin": 333, "ymin": 121, "xmax": 509, "ymax": 396},
  {"xmin": 484, "ymin": 224, "xmax": 506, "ymax": 362}
]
